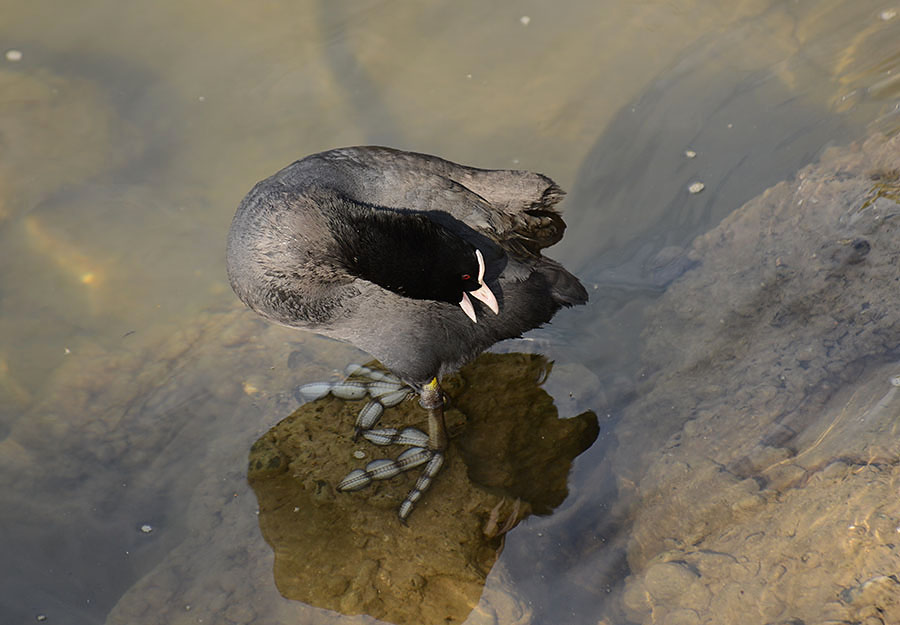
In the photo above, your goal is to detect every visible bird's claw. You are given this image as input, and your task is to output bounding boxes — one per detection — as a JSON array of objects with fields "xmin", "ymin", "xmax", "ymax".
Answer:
[
  {"xmin": 337, "ymin": 447, "xmax": 433, "ymax": 491},
  {"xmin": 295, "ymin": 365, "xmax": 412, "ymax": 433},
  {"xmin": 337, "ymin": 446, "xmax": 445, "ymax": 522},
  {"xmin": 362, "ymin": 427, "xmax": 429, "ymax": 447},
  {"xmin": 397, "ymin": 452, "xmax": 444, "ymax": 522},
  {"xmin": 296, "ymin": 364, "xmax": 445, "ymax": 521}
]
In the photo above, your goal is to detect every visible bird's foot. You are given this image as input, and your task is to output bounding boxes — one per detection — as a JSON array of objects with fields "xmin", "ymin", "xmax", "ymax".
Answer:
[
  {"xmin": 295, "ymin": 365, "xmax": 446, "ymax": 522},
  {"xmin": 337, "ymin": 447, "xmax": 445, "ymax": 522},
  {"xmin": 295, "ymin": 364, "xmax": 412, "ymax": 435}
]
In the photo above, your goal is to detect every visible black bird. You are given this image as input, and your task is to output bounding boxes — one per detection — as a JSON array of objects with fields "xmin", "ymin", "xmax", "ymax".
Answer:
[{"xmin": 226, "ymin": 146, "xmax": 587, "ymax": 520}]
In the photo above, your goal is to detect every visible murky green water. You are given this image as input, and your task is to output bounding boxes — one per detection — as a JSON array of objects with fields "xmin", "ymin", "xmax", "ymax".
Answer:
[{"xmin": 1, "ymin": 1, "xmax": 899, "ymax": 624}]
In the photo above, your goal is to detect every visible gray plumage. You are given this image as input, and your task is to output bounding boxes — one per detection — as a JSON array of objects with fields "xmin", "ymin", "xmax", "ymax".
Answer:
[{"xmin": 226, "ymin": 146, "xmax": 587, "ymax": 387}]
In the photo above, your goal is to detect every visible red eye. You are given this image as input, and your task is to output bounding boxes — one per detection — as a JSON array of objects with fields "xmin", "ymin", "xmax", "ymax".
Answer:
[{"xmin": 462, "ymin": 274, "xmax": 471, "ymax": 281}]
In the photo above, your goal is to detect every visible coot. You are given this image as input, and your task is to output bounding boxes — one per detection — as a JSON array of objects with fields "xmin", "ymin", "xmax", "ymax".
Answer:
[{"xmin": 226, "ymin": 146, "xmax": 587, "ymax": 520}]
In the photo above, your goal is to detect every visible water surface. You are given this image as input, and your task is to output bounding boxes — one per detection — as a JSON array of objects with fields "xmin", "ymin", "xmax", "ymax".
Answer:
[{"xmin": 1, "ymin": 1, "xmax": 899, "ymax": 623}]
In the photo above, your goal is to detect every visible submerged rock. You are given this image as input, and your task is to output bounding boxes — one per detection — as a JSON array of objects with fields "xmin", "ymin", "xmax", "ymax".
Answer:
[
  {"xmin": 611, "ymin": 133, "xmax": 900, "ymax": 624},
  {"xmin": 248, "ymin": 353, "xmax": 598, "ymax": 625}
]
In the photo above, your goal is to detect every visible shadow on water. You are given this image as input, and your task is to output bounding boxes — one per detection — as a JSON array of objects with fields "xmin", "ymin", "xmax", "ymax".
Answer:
[{"xmin": 248, "ymin": 353, "xmax": 597, "ymax": 625}]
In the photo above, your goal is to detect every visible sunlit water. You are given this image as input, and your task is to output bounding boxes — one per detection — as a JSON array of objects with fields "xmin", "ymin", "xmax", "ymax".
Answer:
[{"xmin": 1, "ymin": 1, "xmax": 899, "ymax": 624}]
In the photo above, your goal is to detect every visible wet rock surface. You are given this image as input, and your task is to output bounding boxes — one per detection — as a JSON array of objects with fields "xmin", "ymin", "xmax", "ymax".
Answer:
[
  {"xmin": 248, "ymin": 353, "xmax": 598, "ymax": 625},
  {"xmin": 610, "ymin": 133, "xmax": 900, "ymax": 624}
]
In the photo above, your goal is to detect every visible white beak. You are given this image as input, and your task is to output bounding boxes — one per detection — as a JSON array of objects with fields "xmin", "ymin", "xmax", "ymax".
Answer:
[
  {"xmin": 460, "ymin": 292, "xmax": 478, "ymax": 322},
  {"xmin": 458, "ymin": 249, "xmax": 499, "ymax": 323}
]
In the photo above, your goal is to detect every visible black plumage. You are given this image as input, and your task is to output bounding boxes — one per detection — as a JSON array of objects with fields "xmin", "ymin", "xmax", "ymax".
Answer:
[
  {"xmin": 226, "ymin": 146, "xmax": 587, "ymax": 519},
  {"xmin": 226, "ymin": 146, "xmax": 587, "ymax": 388}
]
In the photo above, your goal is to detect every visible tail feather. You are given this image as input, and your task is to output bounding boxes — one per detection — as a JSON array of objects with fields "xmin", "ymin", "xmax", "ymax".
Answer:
[
  {"xmin": 532, "ymin": 182, "xmax": 566, "ymax": 211},
  {"xmin": 537, "ymin": 257, "xmax": 589, "ymax": 307}
]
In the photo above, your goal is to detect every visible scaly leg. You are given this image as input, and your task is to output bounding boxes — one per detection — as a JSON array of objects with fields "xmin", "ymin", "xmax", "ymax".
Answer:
[{"xmin": 396, "ymin": 377, "xmax": 447, "ymax": 521}]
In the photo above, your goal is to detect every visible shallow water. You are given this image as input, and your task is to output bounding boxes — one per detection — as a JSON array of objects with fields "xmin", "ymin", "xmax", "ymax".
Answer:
[{"xmin": 1, "ymin": 1, "xmax": 899, "ymax": 624}]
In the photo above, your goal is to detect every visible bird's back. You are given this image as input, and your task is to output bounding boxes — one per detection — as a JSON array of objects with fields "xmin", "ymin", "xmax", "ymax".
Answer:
[{"xmin": 227, "ymin": 146, "xmax": 587, "ymax": 385}]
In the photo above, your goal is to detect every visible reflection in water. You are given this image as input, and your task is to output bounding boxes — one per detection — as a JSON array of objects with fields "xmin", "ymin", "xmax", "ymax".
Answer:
[{"xmin": 249, "ymin": 353, "xmax": 597, "ymax": 625}]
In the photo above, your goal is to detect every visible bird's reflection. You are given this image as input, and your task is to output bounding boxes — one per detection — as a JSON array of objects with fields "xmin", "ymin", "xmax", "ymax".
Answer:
[{"xmin": 248, "ymin": 352, "xmax": 597, "ymax": 625}]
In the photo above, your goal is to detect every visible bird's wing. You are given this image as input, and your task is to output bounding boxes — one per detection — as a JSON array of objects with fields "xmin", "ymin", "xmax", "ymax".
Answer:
[{"xmin": 319, "ymin": 147, "xmax": 568, "ymax": 254}]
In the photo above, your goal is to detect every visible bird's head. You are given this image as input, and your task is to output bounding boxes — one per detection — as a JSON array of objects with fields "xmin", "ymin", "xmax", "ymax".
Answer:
[
  {"xmin": 453, "ymin": 249, "xmax": 499, "ymax": 323},
  {"xmin": 335, "ymin": 210, "xmax": 500, "ymax": 323}
]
